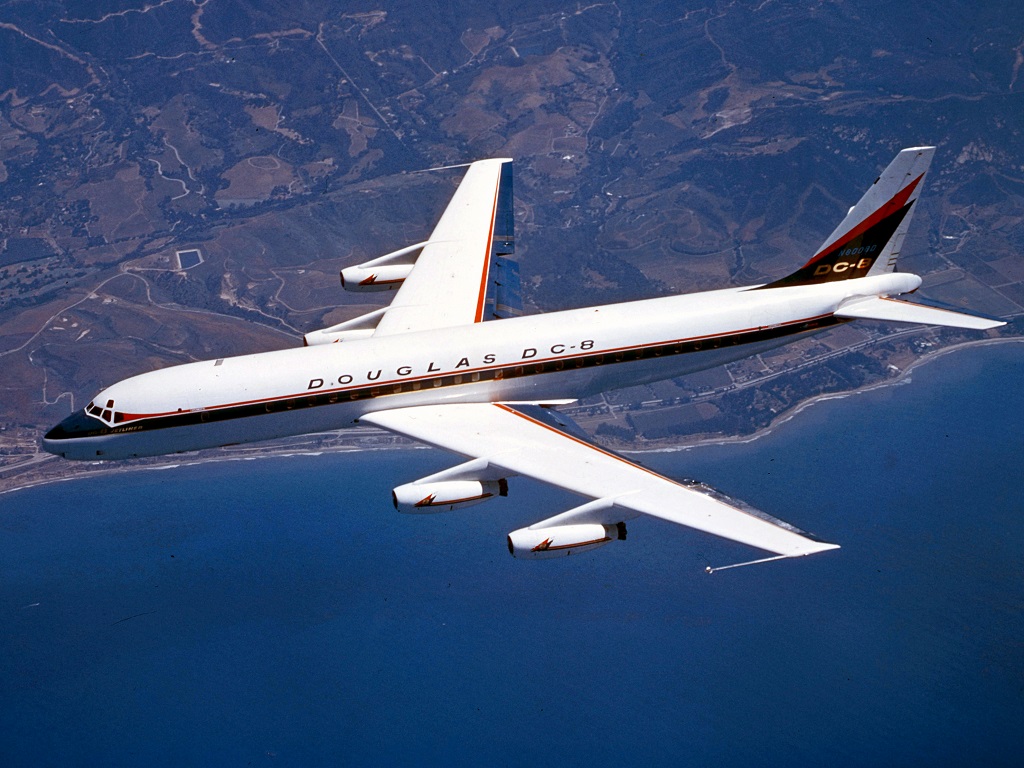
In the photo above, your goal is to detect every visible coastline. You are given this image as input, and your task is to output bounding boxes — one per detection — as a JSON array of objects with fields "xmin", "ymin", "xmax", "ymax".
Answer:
[
  {"xmin": 625, "ymin": 335, "xmax": 1024, "ymax": 455},
  {"xmin": 3, "ymin": 335, "xmax": 1021, "ymax": 498}
]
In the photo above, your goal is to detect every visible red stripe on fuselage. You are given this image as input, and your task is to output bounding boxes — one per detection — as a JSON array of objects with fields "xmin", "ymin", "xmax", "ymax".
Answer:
[{"xmin": 113, "ymin": 312, "xmax": 834, "ymax": 424}]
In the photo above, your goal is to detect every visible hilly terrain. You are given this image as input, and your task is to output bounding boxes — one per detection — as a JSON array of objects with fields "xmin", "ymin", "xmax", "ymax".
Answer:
[{"xmin": 1, "ymin": 0, "xmax": 1022, "ymax": 488}]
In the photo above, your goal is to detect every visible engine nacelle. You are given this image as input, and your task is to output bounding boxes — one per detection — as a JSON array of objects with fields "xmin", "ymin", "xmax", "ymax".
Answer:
[
  {"xmin": 507, "ymin": 522, "xmax": 627, "ymax": 559},
  {"xmin": 302, "ymin": 307, "xmax": 388, "ymax": 347},
  {"xmin": 392, "ymin": 479, "xmax": 508, "ymax": 513},
  {"xmin": 303, "ymin": 327, "xmax": 375, "ymax": 346},
  {"xmin": 340, "ymin": 263, "xmax": 414, "ymax": 292},
  {"xmin": 340, "ymin": 241, "xmax": 425, "ymax": 292}
]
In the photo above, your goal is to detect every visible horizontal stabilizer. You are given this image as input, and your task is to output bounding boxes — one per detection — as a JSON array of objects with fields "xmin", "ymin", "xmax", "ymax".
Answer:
[{"xmin": 835, "ymin": 296, "xmax": 1005, "ymax": 329}]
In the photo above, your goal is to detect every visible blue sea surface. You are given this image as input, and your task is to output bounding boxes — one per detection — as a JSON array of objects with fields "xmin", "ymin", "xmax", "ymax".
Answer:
[{"xmin": 3, "ymin": 344, "xmax": 1023, "ymax": 766}]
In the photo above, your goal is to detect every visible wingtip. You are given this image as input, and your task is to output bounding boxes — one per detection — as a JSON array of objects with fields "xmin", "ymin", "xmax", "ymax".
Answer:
[
  {"xmin": 787, "ymin": 540, "xmax": 841, "ymax": 558},
  {"xmin": 807, "ymin": 542, "xmax": 841, "ymax": 555}
]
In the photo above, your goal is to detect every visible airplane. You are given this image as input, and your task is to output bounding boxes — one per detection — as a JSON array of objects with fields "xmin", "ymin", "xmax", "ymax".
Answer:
[{"xmin": 43, "ymin": 147, "xmax": 1004, "ymax": 569}]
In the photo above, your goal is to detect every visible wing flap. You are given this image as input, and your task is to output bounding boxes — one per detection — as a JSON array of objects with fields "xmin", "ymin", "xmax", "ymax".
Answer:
[{"xmin": 361, "ymin": 403, "xmax": 838, "ymax": 558}]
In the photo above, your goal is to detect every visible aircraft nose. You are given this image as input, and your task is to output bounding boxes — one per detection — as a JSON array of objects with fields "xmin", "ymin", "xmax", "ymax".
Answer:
[{"xmin": 42, "ymin": 409, "xmax": 105, "ymax": 455}]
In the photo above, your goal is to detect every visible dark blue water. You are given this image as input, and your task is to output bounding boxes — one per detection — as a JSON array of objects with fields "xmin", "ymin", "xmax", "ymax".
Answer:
[{"xmin": 3, "ymin": 344, "xmax": 1023, "ymax": 766}]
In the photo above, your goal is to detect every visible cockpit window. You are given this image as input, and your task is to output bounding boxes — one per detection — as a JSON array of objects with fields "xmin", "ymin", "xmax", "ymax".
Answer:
[{"xmin": 86, "ymin": 400, "xmax": 121, "ymax": 425}]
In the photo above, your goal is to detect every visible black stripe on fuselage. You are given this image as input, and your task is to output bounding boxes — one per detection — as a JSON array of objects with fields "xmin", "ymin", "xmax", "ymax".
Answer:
[{"xmin": 51, "ymin": 314, "xmax": 843, "ymax": 441}]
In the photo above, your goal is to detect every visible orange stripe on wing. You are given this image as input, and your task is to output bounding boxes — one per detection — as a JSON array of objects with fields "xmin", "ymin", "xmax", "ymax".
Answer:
[
  {"xmin": 492, "ymin": 402, "xmax": 769, "ymax": 526},
  {"xmin": 493, "ymin": 403, "xmax": 671, "ymax": 484},
  {"xmin": 473, "ymin": 168, "xmax": 503, "ymax": 323}
]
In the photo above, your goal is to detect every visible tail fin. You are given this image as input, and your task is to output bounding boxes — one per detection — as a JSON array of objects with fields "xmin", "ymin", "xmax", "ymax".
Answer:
[{"xmin": 760, "ymin": 147, "xmax": 935, "ymax": 289}]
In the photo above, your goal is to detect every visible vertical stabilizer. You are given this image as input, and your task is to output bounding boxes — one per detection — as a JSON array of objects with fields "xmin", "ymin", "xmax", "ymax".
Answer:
[{"xmin": 760, "ymin": 147, "xmax": 935, "ymax": 289}]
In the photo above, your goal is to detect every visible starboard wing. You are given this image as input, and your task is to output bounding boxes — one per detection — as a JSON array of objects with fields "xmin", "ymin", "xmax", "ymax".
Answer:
[
  {"xmin": 370, "ymin": 159, "xmax": 518, "ymax": 336},
  {"xmin": 361, "ymin": 403, "xmax": 839, "ymax": 559}
]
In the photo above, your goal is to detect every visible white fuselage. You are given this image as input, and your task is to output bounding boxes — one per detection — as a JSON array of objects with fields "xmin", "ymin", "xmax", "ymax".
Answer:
[{"xmin": 42, "ymin": 272, "xmax": 921, "ymax": 461}]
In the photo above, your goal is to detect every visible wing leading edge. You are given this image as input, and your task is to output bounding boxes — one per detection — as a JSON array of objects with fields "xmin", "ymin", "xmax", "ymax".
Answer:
[{"xmin": 361, "ymin": 403, "xmax": 839, "ymax": 560}]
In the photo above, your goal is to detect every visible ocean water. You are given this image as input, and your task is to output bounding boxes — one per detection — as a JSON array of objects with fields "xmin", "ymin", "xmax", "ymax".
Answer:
[{"xmin": 2, "ymin": 344, "xmax": 1022, "ymax": 767}]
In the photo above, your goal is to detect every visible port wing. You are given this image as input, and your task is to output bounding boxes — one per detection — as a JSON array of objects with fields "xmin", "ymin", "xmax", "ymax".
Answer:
[{"xmin": 361, "ymin": 403, "xmax": 839, "ymax": 559}]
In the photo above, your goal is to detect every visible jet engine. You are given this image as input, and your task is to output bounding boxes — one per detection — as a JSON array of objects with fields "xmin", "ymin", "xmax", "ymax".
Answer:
[
  {"xmin": 303, "ymin": 307, "xmax": 388, "ymax": 346},
  {"xmin": 340, "ymin": 241, "xmax": 426, "ymax": 292},
  {"xmin": 303, "ymin": 326, "xmax": 375, "ymax": 346},
  {"xmin": 392, "ymin": 479, "xmax": 508, "ymax": 513},
  {"xmin": 507, "ymin": 522, "xmax": 627, "ymax": 559},
  {"xmin": 340, "ymin": 263, "xmax": 415, "ymax": 292}
]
